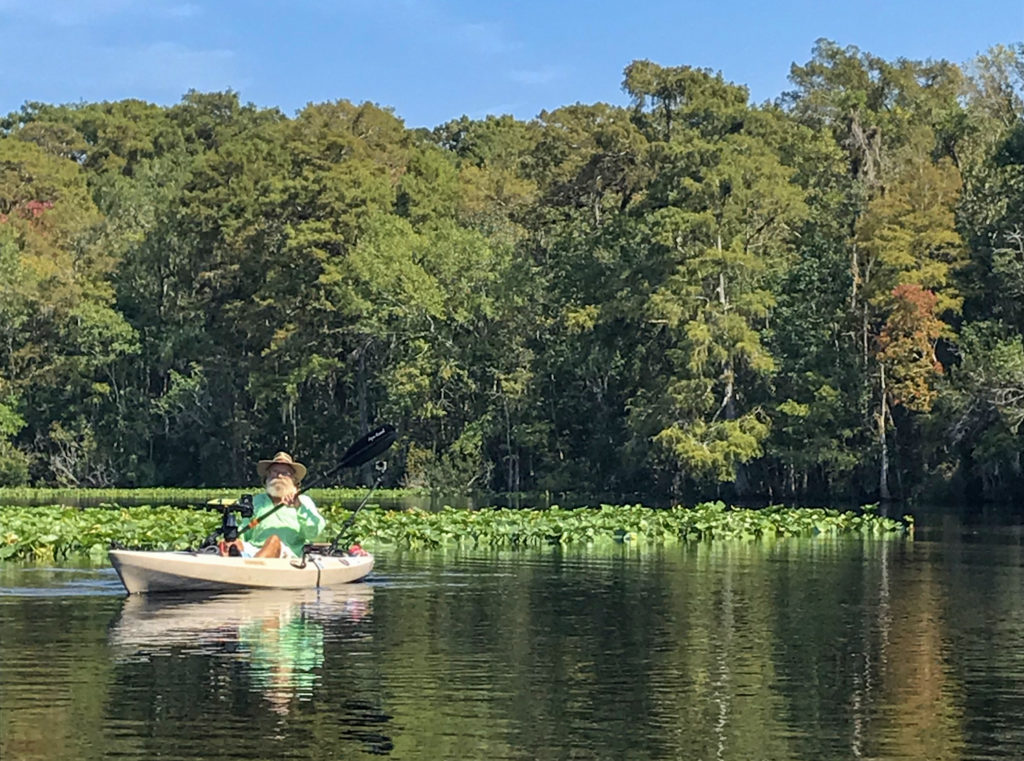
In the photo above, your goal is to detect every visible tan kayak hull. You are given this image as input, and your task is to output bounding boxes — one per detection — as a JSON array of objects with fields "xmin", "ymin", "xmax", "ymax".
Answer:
[{"xmin": 109, "ymin": 549, "xmax": 374, "ymax": 594}]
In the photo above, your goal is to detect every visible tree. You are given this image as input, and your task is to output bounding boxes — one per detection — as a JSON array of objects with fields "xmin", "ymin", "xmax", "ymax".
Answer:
[
  {"xmin": 0, "ymin": 136, "xmax": 137, "ymax": 484},
  {"xmin": 785, "ymin": 40, "xmax": 968, "ymax": 499},
  {"xmin": 622, "ymin": 62, "xmax": 807, "ymax": 490},
  {"xmin": 943, "ymin": 322, "xmax": 1024, "ymax": 497}
]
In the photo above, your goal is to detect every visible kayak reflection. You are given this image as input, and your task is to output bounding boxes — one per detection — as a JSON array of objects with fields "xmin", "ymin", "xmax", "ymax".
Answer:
[{"xmin": 109, "ymin": 585, "xmax": 373, "ymax": 715}]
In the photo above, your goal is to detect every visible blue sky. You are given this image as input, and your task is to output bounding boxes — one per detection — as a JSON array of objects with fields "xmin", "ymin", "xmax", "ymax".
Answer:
[{"xmin": 1, "ymin": 0, "xmax": 1021, "ymax": 128}]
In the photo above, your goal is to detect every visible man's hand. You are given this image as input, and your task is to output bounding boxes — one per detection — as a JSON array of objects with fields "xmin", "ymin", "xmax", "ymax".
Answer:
[{"xmin": 279, "ymin": 485, "xmax": 300, "ymax": 506}]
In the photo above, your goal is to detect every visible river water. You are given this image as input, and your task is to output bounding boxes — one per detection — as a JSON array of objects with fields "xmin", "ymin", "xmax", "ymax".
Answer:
[{"xmin": 1, "ymin": 517, "xmax": 1023, "ymax": 761}]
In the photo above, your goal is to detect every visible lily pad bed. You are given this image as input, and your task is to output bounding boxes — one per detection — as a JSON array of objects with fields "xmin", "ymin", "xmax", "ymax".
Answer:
[{"xmin": 0, "ymin": 502, "xmax": 910, "ymax": 561}]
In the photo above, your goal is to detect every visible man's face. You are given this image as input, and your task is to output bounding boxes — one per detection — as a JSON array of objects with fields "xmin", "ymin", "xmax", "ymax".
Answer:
[{"xmin": 266, "ymin": 464, "xmax": 295, "ymax": 492}]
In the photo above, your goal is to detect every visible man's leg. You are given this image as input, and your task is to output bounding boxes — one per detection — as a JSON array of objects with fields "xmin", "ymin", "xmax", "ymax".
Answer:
[{"xmin": 254, "ymin": 534, "xmax": 282, "ymax": 558}]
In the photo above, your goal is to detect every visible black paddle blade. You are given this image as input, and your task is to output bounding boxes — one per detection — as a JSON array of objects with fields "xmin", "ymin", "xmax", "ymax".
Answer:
[{"xmin": 337, "ymin": 424, "xmax": 397, "ymax": 469}]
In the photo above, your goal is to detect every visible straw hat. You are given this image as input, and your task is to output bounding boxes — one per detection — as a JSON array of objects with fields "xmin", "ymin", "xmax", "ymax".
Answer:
[{"xmin": 256, "ymin": 452, "xmax": 307, "ymax": 483}]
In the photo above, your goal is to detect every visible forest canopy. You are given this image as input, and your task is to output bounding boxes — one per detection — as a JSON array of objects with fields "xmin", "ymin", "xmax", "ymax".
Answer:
[{"xmin": 2, "ymin": 40, "xmax": 1023, "ymax": 504}]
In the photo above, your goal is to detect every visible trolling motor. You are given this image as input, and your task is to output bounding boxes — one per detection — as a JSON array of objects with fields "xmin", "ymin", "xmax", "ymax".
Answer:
[{"xmin": 197, "ymin": 495, "xmax": 255, "ymax": 555}]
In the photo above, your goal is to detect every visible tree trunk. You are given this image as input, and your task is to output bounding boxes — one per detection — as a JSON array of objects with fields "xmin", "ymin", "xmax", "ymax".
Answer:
[
  {"xmin": 850, "ymin": 243, "xmax": 858, "ymax": 310},
  {"xmin": 357, "ymin": 342, "xmax": 370, "ymax": 485},
  {"xmin": 503, "ymin": 393, "xmax": 518, "ymax": 492},
  {"xmin": 862, "ymin": 303, "xmax": 870, "ymax": 367},
  {"xmin": 716, "ymin": 261, "xmax": 750, "ymax": 495},
  {"xmin": 878, "ymin": 365, "xmax": 891, "ymax": 501}
]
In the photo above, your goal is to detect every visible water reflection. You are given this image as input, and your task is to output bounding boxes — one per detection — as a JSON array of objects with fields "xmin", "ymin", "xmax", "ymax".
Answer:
[
  {"xmin": 109, "ymin": 586, "xmax": 372, "ymax": 716},
  {"xmin": 9, "ymin": 534, "xmax": 1024, "ymax": 760}
]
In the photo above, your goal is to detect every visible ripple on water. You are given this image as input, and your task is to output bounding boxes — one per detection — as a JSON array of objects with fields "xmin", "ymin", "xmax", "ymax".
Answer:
[{"xmin": 0, "ymin": 564, "xmax": 125, "ymax": 597}]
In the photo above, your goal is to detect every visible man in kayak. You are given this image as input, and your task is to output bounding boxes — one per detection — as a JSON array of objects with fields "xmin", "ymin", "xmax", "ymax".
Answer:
[{"xmin": 243, "ymin": 452, "xmax": 326, "ymax": 558}]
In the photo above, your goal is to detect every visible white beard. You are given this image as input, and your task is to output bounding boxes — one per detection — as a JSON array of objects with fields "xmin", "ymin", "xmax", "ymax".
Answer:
[{"xmin": 266, "ymin": 479, "xmax": 291, "ymax": 499}]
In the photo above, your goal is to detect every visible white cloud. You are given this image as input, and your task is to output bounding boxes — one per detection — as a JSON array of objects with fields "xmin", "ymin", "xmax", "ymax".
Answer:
[
  {"xmin": 2, "ymin": 37, "xmax": 243, "ymax": 109},
  {"xmin": 154, "ymin": 3, "xmax": 201, "ymax": 19},
  {"xmin": 507, "ymin": 66, "xmax": 564, "ymax": 86},
  {"xmin": 456, "ymin": 20, "xmax": 522, "ymax": 55},
  {"xmin": 305, "ymin": 2, "xmax": 524, "ymax": 59},
  {"xmin": 0, "ymin": 0, "xmax": 200, "ymax": 25},
  {"xmin": 95, "ymin": 41, "xmax": 240, "ymax": 93}
]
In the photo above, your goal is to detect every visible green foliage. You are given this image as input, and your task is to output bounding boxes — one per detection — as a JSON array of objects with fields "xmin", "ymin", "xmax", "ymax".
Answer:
[
  {"xmin": 350, "ymin": 503, "xmax": 907, "ymax": 549},
  {"xmin": 0, "ymin": 504, "xmax": 220, "ymax": 560},
  {"xmin": 403, "ymin": 419, "xmax": 493, "ymax": 491},
  {"xmin": 618, "ymin": 62, "xmax": 808, "ymax": 488},
  {"xmin": 0, "ymin": 485, "xmax": 425, "ymax": 506},
  {"xmin": 940, "ymin": 322, "xmax": 1024, "ymax": 493},
  {"xmin": 653, "ymin": 415, "xmax": 770, "ymax": 482},
  {"xmin": 2, "ymin": 42, "xmax": 1024, "ymax": 504},
  {"xmin": 0, "ymin": 442, "xmax": 30, "ymax": 486},
  {"xmin": 0, "ymin": 502, "xmax": 909, "ymax": 560},
  {"xmin": 0, "ymin": 396, "xmax": 24, "ymax": 438},
  {"xmin": 623, "ymin": 60, "xmax": 748, "ymax": 141}
]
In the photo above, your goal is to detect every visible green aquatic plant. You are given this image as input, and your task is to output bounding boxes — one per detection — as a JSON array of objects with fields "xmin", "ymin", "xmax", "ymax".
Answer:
[
  {"xmin": 0, "ymin": 505, "xmax": 221, "ymax": 561},
  {"xmin": 344, "ymin": 502, "xmax": 909, "ymax": 549},
  {"xmin": 0, "ymin": 501, "xmax": 910, "ymax": 561}
]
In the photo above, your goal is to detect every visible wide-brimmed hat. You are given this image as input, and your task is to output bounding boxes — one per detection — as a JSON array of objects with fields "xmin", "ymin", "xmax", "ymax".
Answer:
[{"xmin": 256, "ymin": 451, "xmax": 307, "ymax": 483}]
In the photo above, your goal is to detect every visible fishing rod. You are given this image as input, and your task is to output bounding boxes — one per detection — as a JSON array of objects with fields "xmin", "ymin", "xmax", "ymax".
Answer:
[{"xmin": 327, "ymin": 459, "xmax": 388, "ymax": 554}]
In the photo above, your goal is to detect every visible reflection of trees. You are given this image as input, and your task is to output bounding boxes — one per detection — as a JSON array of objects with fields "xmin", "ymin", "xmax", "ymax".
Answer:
[
  {"xmin": 0, "ymin": 595, "xmax": 117, "ymax": 761},
  {"xmin": 768, "ymin": 538, "xmax": 966, "ymax": 760},
  {"xmin": 375, "ymin": 547, "xmax": 799, "ymax": 760},
  {"xmin": 371, "ymin": 541, "xmax": 966, "ymax": 760},
  {"xmin": 5, "ymin": 539, "xmax": 1004, "ymax": 760},
  {"xmin": 877, "ymin": 559, "xmax": 964, "ymax": 760},
  {"xmin": 660, "ymin": 544, "xmax": 795, "ymax": 761}
]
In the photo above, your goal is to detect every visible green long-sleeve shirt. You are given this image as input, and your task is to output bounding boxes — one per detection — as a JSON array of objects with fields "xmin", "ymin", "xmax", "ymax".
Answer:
[{"xmin": 245, "ymin": 493, "xmax": 326, "ymax": 556}]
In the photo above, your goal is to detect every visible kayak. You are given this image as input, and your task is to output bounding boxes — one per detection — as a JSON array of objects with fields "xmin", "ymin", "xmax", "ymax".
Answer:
[{"xmin": 109, "ymin": 548, "xmax": 374, "ymax": 594}]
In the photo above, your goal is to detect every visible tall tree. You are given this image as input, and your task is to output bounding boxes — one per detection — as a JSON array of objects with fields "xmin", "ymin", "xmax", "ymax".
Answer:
[
  {"xmin": 0, "ymin": 136, "xmax": 137, "ymax": 484},
  {"xmin": 623, "ymin": 63, "xmax": 807, "ymax": 491}
]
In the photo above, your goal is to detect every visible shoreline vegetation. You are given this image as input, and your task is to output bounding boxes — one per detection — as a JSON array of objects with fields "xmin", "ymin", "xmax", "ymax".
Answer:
[
  {"xmin": 3, "ymin": 41, "xmax": 1024, "ymax": 507},
  {"xmin": 0, "ymin": 500, "xmax": 910, "ymax": 562}
]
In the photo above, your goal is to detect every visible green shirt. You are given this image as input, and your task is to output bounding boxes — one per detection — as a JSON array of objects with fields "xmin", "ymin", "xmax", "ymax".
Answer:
[{"xmin": 245, "ymin": 493, "xmax": 326, "ymax": 556}]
